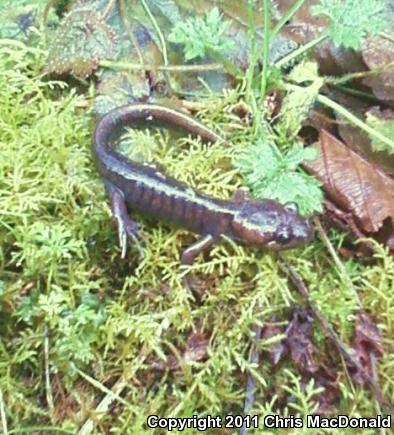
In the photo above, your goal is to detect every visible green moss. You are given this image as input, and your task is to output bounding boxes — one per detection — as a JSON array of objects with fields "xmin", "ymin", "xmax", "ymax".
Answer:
[{"xmin": 0, "ymin": 35, "xmax": 393, "ymax": 435}]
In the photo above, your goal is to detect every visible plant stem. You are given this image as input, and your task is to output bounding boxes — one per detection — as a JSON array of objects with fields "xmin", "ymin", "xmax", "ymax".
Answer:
[
  {"xmin": 274, "ymin": 31, "xmax": 329, "ymax": 68},
  {"xmin": 100, "ymin": 59, "xmax": 223, "ymax": 72},
  {"xmin": 325, "ymin": 61, "xmax": 394, "ymax": 85},
  {"xmin": 313, "ymin": 218, "xmax": 361, "ymax": 307},
  {"xmin": 380, "ymin": 32, "xmax": 394, "ymax": 44},
  {"xmin": 260, "ymin": 0, "xmax": 270, "ymax": 99},
  {"xmin": 103, "ymin": 0, "xmax": 116, "ymax": 19},
  {"xmin": 140, "ymin": 0, "xmax": 168, "ymax": 65},
  {"xmin": 271, "ymin": 0, "xmax": 306, "ymax": 37},
  {"xmin": 44, "ymin": 326, "xmax": 54, "ymax": 422},
  {"xmin": 119, "ymin": 0, "xmax": 144, "ymax": 65},
  {"xmin": 332, "ymin": 85, "xmax": 378, "ymax": 101},
  {"xmin": 0, "ymin": 389, "xmax": 8, "ymax": 435},
  {"xmin": 75, "ymin": 367, "xmax": 130, "ymax": 407},
  {"xmin": 206, "ymin": 49, "xmax": 242, "ymax": 77},
  {"xmin": 317, "ymin": 94, "xmax": 394, "ymax": 152},
  {"xmin": 8, "ymin": 427, "xmax": 75, "ymax": 434},
  {"xmin": 246, "ymin": 0, "xmax": 258, "ymax": 114}
]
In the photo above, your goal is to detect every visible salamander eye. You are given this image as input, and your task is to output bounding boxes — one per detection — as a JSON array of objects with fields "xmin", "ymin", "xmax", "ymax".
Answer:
[
  {"xmin": 284, "ymin": 202, "xmax": 298, "ymax": 213},
  {"xmin": 276, "ymin": 233, "xmax": 291, "ymax": 245}
]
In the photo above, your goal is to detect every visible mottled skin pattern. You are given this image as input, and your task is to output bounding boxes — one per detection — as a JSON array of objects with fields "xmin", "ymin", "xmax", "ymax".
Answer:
[{"xmin": 93, "ymin": 104, "xmax": 312, "ymax": 263}]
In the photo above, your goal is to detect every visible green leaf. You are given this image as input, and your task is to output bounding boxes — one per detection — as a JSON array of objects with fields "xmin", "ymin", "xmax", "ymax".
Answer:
[
  {"xmin": 312, "ymin": 0, "xmax": 389, "ymax": 50},
  {"xmin": 260, "ymin": 171, "xmax": 323, "ymax": 215},
  {"xmin": 284, "ymin": 142, "xmax": 318, "ymax": 170},
  {"xmin": 366, "ymin": 110, "xmax": 394, "ymax": 155},
  {"xmin": 168, "ymin": 7, "xmax": 234, "ymax": 61},
  {"xmin": 234, "ymin": 141, "xmax": 323, "ymax": 215},
  {"xmin": 279, "ymin": 60, "xmax": 324, "ymax": 137}
]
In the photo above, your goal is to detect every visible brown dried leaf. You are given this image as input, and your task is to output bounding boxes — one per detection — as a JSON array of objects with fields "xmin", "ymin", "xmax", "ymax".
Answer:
[
  {"xmin": 184, "ymin": 329, "xmax": 209, "ymax": 364},
  {"xmin": 46, "ymin": 9, "xmax": 116, "ymax": 78},
  {"xmin": 262, "ymin": 308, "xmax": 340, "ymax": 414},
  {"xmin": 362, "ymin": 35, "xmax": 394, "ymax": 101},
  {"xmin": 286, "ymin": 308, "xmax": 318, "ymax": 374},
  {"xmin": 304, "ymin": 130, "xmax": 394, "ymax": 234},
  {"xmin": 312, "ymin": 366, "xmax": 340, "ymax": 415},
  {"xmin": 336, "ymin": 103, "xmax": 394, "ymax": 177},
  {"xmin": 349, "ymin": 312, "xmax": 383, "ymax": 385},
  {"xmin": 324, "ymin": 90, "xmax": 394, "ymax": 177},
  {"xmin": 152, "ymin": 329, "xmax": 209, "ymax": 371}
]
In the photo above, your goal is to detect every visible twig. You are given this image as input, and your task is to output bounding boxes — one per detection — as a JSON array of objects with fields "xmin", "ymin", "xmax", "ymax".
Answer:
[
  {"xmin": 77, "ymin": 346, "xmax": 147, "ymax": 434},
  {"xmin": 75, "ymin": 367, "xmax": 130, "ymax": 408},
  {"xmin": 332, "ymin": 85, "xmax": 379, "ymax": 102},
  {"xmin": 313, "ymin": 217, "xmax": 361, "ymax": 306},
  {"xmin": 246, "ymin": 0, "xmax": 259, "ymax": 115},
  {"xmin": 44, "ymin": 326, "xmax": 55, "ymax": 422},
  {"xmin": 102, "ymin": 0, "xmax": 117, "ymax": 19},
  {"xmin": 325, "ymin": 61, "xmax": 394, "ymax": 86},
  {"xmin": 239, "ymin": 324, "xmax": 262, "ymax": 435},
  {"xmin": 78, "ymin": 376, "xmax": 129, "ymax": 435},
  {"xmin": 8, "ymin": 426, "xmax": 74, "ymax": 434},
  {"xmin": 278, "ymin": 259, "xmax": 353, "ymax": 359},
  {"xmin": 379, "ymin": 32, "xmax": 394, "ymax": 44},
  {"xmin": 371, "ymin": 353, "xmax": 387, "ymax": 435},
  {"xmin": 0, "ymin": 389, "xmax": 8, "ymax": 435},
  {"xmin": 99, "ymin": 59, "xmax": 223, "ymax": 72}
]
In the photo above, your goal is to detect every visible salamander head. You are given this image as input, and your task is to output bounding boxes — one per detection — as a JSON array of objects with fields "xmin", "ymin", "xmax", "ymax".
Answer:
[{"xmin": 231, "ymin": 199, "xmax": 312, "ymax": 250}]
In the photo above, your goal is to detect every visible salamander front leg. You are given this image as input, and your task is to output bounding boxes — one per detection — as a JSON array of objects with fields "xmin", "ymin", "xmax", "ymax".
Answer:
[
  {"xmin": 105, "ymin": 181, "xmax": 142, "ymax": 258},
  {"xmin": 181, "ymin": 234, "xmax": 217, "ymax": 265}
]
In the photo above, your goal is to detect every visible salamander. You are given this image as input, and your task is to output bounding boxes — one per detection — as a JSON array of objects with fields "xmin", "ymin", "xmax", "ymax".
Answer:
[{"xmin": 93, "ymin": 103, "xmax": 312, "ymax": 263}]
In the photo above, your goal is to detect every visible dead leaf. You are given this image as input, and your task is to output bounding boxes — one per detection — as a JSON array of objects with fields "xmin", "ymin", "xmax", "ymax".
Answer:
[
  {"xmin": 286, "ymin": 308, "xmax": 318, "ymax": 374},
  {"xmin": 312, "ymin": 366, "xmax": 340, "ymax": 415},
  {"xmin": 349, "ymin": 312, "xmax": 383, "ymax": 386},
  {"xmin": 152, "ymin": 329, "xmax": 209, "ymax": 371},
  {"xmin": 184, "ymin": 329, "xmax": 209, "ymax": 363},
  {"xmin": 46, "ymin": 9, "xmax": 116, "ymax": 77},
  {"xmin": 362, "ymin": 35, "xmax": 394, "ymax": 101},
  {"xmin": 304, "ymin": 130, "xmax": 394, "ymax": 238},
  {"xmin": 329, "ymin": 91, "xmax": 394, "ymax": 177}
]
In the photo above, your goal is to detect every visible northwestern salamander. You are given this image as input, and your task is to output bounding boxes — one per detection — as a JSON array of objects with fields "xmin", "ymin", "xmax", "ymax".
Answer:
[{"xmin": 93, "ymin": 104, "xmax": 312, "ymax": 263}]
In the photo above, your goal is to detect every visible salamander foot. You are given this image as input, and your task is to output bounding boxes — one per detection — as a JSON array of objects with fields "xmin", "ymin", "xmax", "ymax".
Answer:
[{"xmin": 106, "ymin": 181, "xmax": 143, "ymax": 258}]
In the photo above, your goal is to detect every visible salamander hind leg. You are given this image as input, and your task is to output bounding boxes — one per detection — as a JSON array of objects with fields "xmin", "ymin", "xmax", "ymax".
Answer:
[
  {"xmin": 181, "ymin": 234, "xmax": 218, "ymax": 291},
  {"xmin": 105, "ymin": 181, "xmax": 142, "ymax": 258}
]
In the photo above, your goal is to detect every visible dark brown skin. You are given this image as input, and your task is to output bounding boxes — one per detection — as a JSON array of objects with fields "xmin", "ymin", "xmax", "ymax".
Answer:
[{"xmin": 93, "ymin": 103, "xmax": 312, "ymax": 263}]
